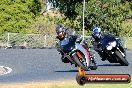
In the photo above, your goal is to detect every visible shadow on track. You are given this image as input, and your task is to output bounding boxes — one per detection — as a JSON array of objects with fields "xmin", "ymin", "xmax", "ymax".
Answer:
[
  {"xmin": 98, "ymin": 64, "xmax": 121, "ymax": 66},
  {"xmin": 55, "ymin": 70, "xmax": 78, "ymax": 73}
]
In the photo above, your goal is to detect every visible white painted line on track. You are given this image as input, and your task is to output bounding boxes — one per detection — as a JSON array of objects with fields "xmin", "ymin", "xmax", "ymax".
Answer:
[{"xmin": 0, "ymin": 66, "xmax": 12, "ymax": 75}]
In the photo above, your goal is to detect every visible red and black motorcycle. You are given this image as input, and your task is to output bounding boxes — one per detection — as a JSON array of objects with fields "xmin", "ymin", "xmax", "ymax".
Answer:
[{"xmin": 56, "ymin": 36, "xmax": 97, "ymax": 71}]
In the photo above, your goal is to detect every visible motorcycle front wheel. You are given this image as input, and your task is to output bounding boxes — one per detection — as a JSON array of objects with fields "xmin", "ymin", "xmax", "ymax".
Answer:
[
  {"xmin": 115, "ymin": 50, "xmax": 129, "ymax": 66},
  {"xmin": 72, "ymin": 52, "xmax": 89, "ymax": 71}
]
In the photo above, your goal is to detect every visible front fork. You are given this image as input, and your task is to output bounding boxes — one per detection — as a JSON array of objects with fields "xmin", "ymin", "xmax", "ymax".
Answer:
[{"xmin": 116, "ymin": 47, "xmax": 125, "ymax": 57}]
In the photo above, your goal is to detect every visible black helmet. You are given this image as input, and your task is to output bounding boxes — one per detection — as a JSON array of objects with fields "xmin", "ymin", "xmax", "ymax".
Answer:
[
  {"xmin": 55, "ymin": 24, "xmax": 66, "ymax": 34},
  {"xmin": 56, "ymin": 24, "xmax": 66, "ymax": 40}
]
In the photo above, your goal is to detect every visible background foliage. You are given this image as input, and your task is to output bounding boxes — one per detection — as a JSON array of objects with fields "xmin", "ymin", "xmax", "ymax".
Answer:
[
  {"xmin": 0, "ymin": 0, "xmax": 131, "ymax": 36},
  {"xmin": 0, "ymin": 0, "xmax": 41, "ymax": 33},
  {"xmin": 51, "ymin": 0, "xmax": 132, "ymax": 36}
]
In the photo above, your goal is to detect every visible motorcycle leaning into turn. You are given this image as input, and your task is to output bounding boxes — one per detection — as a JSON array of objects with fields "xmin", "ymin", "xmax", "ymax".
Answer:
[
  {"xmin": 56, "ymin": 35, "xmax": 97, "ymax": 71},
  {"xmin": 91, "ymin": 33, "xmax": 129, "ymax": 66}
]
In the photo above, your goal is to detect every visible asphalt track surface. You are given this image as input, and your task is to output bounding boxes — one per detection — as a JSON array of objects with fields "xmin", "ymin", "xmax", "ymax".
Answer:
[{"xmin": 0, "ymin": 49, "xmax": 131, "ymax": 83}]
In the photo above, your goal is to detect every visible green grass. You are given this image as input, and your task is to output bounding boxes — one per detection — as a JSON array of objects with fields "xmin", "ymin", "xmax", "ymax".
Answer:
[
  {"xmin": 51, "ymin": 82, "xmax": 132, "ymax": 88},
  {"xmin": 122, "ymin": 19, "xmax": 132, "ymax": 50},
  {"xmin": 124, "ymin": 37, "xmax": 132, "ymax": 50}
]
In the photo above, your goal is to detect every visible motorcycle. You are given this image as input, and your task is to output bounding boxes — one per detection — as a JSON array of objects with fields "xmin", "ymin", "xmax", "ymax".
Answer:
[
  {"xmin": 56, "ymin": 35, "xmax": 97, "ymax": 71},
  {"xmin": 97, "ymin": 34, "xmax": 129, "ymax": 66}
]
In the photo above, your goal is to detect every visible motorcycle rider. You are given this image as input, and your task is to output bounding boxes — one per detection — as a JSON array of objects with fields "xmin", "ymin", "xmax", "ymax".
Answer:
[
  {"xmin": 56, "ymin": 24, "xmax": 95, "ymax": 64},
  {"xmin": 56, "ymin": 24, "xmax": 77, "ymax": 63},
  {"xmin": 91, "ymin": 26, "xmax": 107, "ymax": 61}
]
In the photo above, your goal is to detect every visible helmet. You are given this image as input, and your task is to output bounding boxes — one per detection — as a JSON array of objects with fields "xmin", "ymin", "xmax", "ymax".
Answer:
[
  {"xmin": 56, "ymin": 24, "xmax": 66, "ymax": 34},
  {"xmin": 55, "ymin": 24, "xmax": 66, "ymax": 40},
  {"xmin": 92, "ymin": 27, "xmax": 101, "ymax": 39}
]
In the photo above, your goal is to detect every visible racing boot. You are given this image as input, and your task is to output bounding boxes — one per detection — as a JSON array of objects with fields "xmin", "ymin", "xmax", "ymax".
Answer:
[
  {"xmin": 61, "ymin": 56, "xmax": 70, "ymax": 63},
  {"xmin": 101, "ymin": 57, "xmax": 106, "ymax": 61},
  {"xmin": 98, "ymin": 52, "xmax": 106, "ymax": 61}
]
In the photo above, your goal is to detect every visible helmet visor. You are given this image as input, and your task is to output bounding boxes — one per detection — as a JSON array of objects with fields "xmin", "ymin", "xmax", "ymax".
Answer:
[
  {"xmin": 94, "ymin": 33, "xmax": 101, "ymax": 38},
  {"xmin": 57, "ymin": 32, "xmax": 65, "ymax": 39}
]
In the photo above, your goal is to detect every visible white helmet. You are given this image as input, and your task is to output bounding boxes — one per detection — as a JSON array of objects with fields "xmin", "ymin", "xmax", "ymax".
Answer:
[{"xmin": 92, "ymin": 27, "xmax": 101, "ymax": 39}]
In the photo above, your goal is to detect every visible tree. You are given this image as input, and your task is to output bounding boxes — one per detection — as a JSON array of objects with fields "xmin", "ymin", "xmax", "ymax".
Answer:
[
  {"xmin": 0, "ymin": 0, "xmax": 41, "ymax": 33},
  {"xmin": 48, "ymin": 0, "xmax": 82, "ymax": 19},
  {"xmin": 50, "ymin": 0, "xmax": 132, "ymax": 36}
]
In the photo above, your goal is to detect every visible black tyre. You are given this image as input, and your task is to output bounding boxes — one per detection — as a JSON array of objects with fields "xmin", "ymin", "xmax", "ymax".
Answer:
[
  {"xmin": 115, "ymin": 50, "xmax": 129, "ymax": 66},
  {"xmin": 72, "ymin": 53, "xmax": 89, "ymax": 71},
  {"xmin": 90, "ymin": 66, "xmax": 97, "ymax": 70}
]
